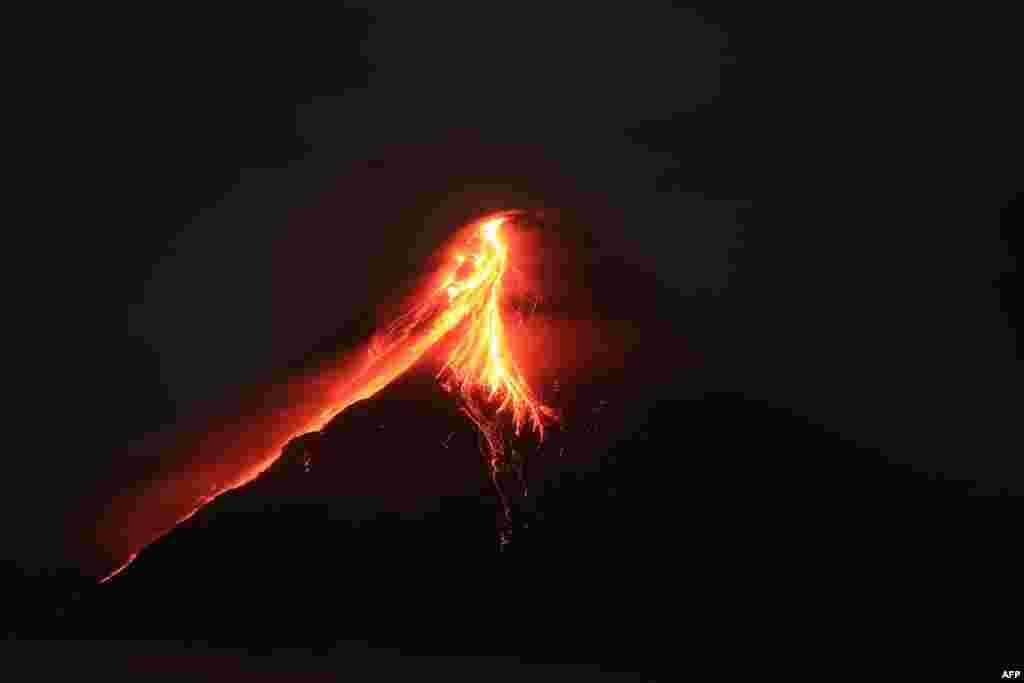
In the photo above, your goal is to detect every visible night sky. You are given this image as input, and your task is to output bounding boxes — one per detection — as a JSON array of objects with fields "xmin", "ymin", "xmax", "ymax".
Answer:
[{"xmin": 10, "ymin": 5, "xmax": 1019, "ymax": 675}]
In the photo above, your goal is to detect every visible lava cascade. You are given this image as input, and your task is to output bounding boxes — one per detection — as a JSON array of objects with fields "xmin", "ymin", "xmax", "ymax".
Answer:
[{"xmin": 100, "ymin": 211, "xmax": 555, "ymax": 581}]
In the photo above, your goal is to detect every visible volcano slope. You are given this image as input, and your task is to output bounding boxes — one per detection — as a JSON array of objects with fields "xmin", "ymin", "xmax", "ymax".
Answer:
[
  {"xmin": 28, "ymin": 215, "xmax": 1009, "ymax": 673},
  {"xmin": 37, "ymin": 334, "xmax": 989, "ymax": 673}
]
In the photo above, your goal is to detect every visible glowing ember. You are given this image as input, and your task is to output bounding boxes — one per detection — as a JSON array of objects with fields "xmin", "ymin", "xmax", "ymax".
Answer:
[{"xmin": 99, "ymin": 211, "xmax": 555, "ymax": 582}]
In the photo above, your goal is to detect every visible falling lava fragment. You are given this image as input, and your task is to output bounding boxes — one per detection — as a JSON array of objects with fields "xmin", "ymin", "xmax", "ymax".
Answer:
[{"xmin": 97, "ymin": 211, "xmax": 557, "ymax": 582}]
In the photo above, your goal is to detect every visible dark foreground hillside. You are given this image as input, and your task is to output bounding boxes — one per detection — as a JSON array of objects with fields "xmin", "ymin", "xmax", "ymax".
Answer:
[{"xmin": 11, "ymin": 356, "xmax": 1015, "ymax": 677}]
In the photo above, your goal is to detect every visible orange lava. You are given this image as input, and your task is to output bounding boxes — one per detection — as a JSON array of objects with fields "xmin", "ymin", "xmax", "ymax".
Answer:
[{"xmin": 97, "ymin": 211, "xmax": 555, "ymax": 582}]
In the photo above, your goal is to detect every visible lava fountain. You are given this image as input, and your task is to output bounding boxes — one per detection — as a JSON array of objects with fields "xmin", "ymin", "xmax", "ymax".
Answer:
[{"xmin": 96, "ymin": 211, "xmax": 556, "ymax": 582}]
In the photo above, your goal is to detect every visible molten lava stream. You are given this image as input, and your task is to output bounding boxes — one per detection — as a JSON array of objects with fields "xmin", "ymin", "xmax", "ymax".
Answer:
[{"xmin": 91, "ymin": 212, "xmax": 556, "ymax": 582}]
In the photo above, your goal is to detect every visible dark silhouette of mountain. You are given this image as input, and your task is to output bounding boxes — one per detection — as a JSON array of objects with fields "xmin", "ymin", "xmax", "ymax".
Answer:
[
  {"xmin": 15, "ymin": 184, "xmax": 1017, "ymax": 676},
  {"xmin": 21, "ymin": 340, "xmax": 1014, "ymax": 675},
  {"xmin": 12, "ymin": 5, "xmax": 1019, "ymax": 677}
]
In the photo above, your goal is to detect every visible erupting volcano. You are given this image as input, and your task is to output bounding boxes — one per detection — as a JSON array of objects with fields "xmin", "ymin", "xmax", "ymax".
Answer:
[{"xmin": 97, "ymin": 211, "xmax": 557, "ymax": 582}]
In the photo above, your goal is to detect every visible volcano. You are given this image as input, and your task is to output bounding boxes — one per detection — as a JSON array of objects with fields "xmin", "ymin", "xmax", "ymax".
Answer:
[
  {"xmin": 39, "ymin": 285, "xmax": 987, "ymax": 672},
  {"xmin": 37, "ymin": 340, "xmax": 992, "ymax": 675},
  {"xmin": 41, "ymin": 209, "xmax": 991, "ymax": 672}
]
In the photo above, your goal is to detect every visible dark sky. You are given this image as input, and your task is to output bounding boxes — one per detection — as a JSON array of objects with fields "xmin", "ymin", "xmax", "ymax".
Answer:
[{"xmin": 15, "ymin": 7, "xmax": 1019, "ymax": 575}]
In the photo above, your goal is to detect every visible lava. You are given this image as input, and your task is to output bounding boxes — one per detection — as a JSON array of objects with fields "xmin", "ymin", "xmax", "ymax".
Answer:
[{"xmin": 97, "ymin": 211, "xmax": 555, "ymax": 582}]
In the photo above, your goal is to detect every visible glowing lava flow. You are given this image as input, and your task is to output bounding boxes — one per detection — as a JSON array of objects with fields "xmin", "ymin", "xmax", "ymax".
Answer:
[
  {"xmin": 311, "ymin": 211, "xmax": 555, "ymax": 447},
  {"xmin": 433, "ymin": 217, "xmax": 556, "ymax": 538},
  {"xmin": 437, "ymin": 217, "xmax": 553, "ymax": 438},
  {"xmin": 98, "ymin": 211, "xmax": 555, "ymax": 582}
]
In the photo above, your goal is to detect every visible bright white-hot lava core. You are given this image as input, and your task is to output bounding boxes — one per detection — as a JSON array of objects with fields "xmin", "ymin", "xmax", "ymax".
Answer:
[{"xmin": 98, "ymin": 211, "xmax": 556, "ymax": 582}]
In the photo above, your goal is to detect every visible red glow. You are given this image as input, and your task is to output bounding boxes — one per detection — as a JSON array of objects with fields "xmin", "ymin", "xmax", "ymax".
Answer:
[{"xmin": 97, "ymin": 211, "xmax": 555, "ymax": 582}]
